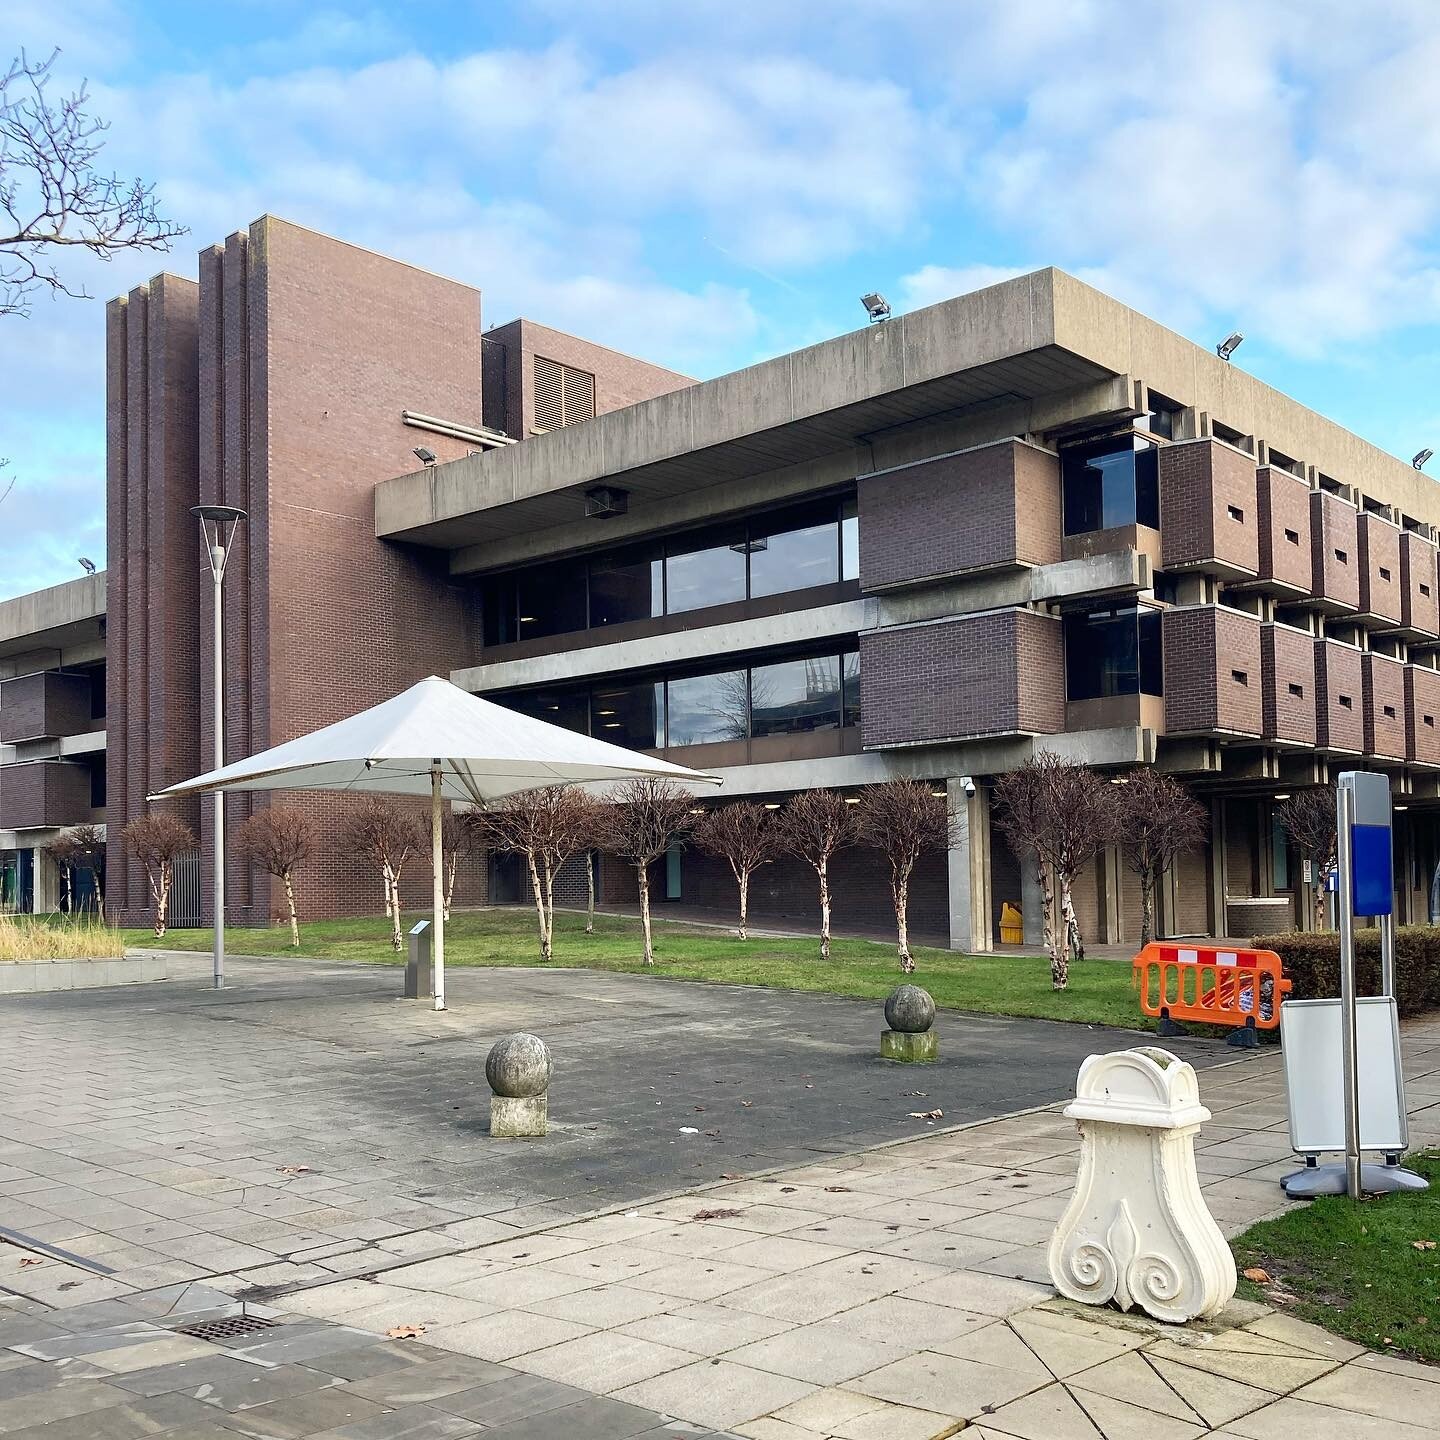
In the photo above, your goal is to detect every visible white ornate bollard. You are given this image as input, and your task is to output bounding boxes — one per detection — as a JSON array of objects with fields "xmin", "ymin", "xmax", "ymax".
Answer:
[{"xmin": 1048, "ymin": 1047, "xmax": 1236, "ymax": 1324}]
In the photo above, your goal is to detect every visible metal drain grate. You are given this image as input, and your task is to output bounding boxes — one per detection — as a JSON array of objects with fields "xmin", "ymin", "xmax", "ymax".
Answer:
[{"xmin": 174, "ymin": 1314, "xmax": 279, "ymax": 1342}]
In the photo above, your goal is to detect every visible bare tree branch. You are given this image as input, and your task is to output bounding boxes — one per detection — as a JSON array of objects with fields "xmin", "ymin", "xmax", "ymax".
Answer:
[
  {"xmin": 774, "ymin": 790, "xmax": 857, "ymax": 961},
  {"xmin": 343, "ymin": 797, "xmax": 423, "ymax": 951},
  {"xmin": 1110, "ymin": 768, "xmax": 1207, "ymax": 946},
  {"xmin": 239, "ymin": 806, "xmax": 315, "ymax": 947},
  {"xmin": 857, "ymin": 780, "xmax": 952, "ymax": 973},
  {"xmin": 123, "ymin": 812, "xmax": 195, "ymax": 939},
  {"xmin": 0, "ymin": 48, "xmax": 186, "ymax": 316},
  {"xmin": 692, "ymin": 802, "xmax": 778, "ymax": 940},
  {"xmin": 593, "ymin": 778, "xmax": 694, "ymax": 965},
  {"xmin": 1277, "ymin": 787, "xmax": 1337, "ymax": 929}
]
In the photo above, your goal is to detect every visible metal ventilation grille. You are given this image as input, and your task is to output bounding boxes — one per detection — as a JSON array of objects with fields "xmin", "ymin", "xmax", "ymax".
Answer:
[
  {"xmin": 534, "ymin": 356, "xmax": 596, "ymax": 431},
  {"xmin": 174, "ymin": 1314, "xmax": 279, "ymax": 1342}
]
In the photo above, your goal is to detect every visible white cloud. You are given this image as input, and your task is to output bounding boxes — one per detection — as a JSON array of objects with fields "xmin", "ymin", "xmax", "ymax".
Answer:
[{"xmin": 899, "ymin": 264, "xmax": 1029, "ymax": 311}]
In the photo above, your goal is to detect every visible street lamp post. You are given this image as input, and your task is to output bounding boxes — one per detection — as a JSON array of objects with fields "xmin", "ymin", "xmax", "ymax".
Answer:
[{"xmin": 191, "ymin": 504, "xmax": 247, "ymax": 990}]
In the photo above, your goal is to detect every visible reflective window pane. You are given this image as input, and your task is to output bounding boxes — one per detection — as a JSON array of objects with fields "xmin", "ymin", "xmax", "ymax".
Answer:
[
  {"xmin": 590, "ymin": 544, "xmax": 663, "ymax": 628},
  {"xmin": 481, "ymin": 575, "xmax": 518, "ymax": 646},
  {"xmin": 749, "ymin": 502, "xmax": 840, "ymax": 598},
  {"xmin": 592, "ymin": 681, "xmax": 663, "ymax": 750},
  {"xmin": 665, "ymin": 527, "xmax": 746, "ymax": 614},
  {"xmin": 750, "ymin": 655, "xmax": 841, "ymax": 735},
  {"xmin": 842, "ymin": 649, "xmax": 860, "ymax": 727},
  {"xmin": 498, "ymin": 688, "xmax": 589, "ymax": 735},
  {"xmin": 1064, "ymin": 606, "xmax": 1162, "ymax": 700},
  {"xmin": 1061, "ymin": 436, "xmax": 1161, "ymax": 535},
  {"xmin": 666, "ymin": 670, "xmax": 748, "ymax": 746},
  {"xmin": 514, "ymin": 560, "xmax": 586, "ymax": 640},
  {"xmin": 841, "ymin": 498, "xmax": 859, "ymax": 581}
]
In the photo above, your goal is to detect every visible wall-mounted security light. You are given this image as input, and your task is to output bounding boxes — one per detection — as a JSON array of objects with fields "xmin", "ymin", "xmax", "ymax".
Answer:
[
  {"xmin": 1216, "ymin": 332, "xmax": 1244, "ymax": 362},
  {"xmin": 1413, "ymin": 448, "xmax": 1433, "ymax": 471},
  {"xmin": 861, "ymin": 293, "xmax": 892, "ymax": 323},
  {"xmin": 77, "ymin": 557, "xmax": 96, "ymax": 574},
  {"xmin": 584, "ymin": 486, "xmax": 629, "ymax": 518},
  {"xmin": 413, "ymin": 446, "xmax": 437, "ymax": 467}
]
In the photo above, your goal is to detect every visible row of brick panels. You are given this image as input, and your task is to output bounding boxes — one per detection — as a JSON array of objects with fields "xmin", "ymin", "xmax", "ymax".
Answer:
[
  {"xmin": 0, "ymin": 760, "xmax": 93, "ymax": 831},
  {"xmin": 858, "ymin": 604, "xmax": 1440, "ymax": 765},
  {"xmin": 855, "ymin": 437, "xmax": 1440, "ymax": 637},
  {"xmin": 0, "ymin": 672, "xmax": 95, "ymax": 744}
]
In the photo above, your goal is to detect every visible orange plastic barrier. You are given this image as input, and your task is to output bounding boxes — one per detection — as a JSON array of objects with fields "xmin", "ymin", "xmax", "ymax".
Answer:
[{"xmin": 1131, "ymin": 943, "xmax": 1292, "ymax": 1032}]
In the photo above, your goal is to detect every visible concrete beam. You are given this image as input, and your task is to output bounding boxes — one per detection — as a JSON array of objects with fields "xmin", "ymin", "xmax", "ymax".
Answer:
[{"xmin": 0, "ymin": 573, "xmax": 106, "ymax": 658}]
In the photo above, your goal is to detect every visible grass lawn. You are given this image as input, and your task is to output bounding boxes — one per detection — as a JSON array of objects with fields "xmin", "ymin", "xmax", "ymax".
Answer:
[
  {"xmin": 1235, "ymin": 1150, "xmax": 1440, "ymax": 1363},
  {"xmin": 119, "ymin": 906, "xmax": 1155, "ymax": 1030}
]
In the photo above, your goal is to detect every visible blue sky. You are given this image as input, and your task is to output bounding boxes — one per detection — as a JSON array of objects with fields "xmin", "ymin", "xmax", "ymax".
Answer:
[{"xmin": 4, "ymin": 0, "xmax": 1440, "ymax": 599}]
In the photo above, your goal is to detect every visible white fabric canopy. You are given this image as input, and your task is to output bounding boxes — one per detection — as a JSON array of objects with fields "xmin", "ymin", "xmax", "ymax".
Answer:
[{"xmin": 154, "ymin": 675, "xmax": 720, "ymax": 1009}]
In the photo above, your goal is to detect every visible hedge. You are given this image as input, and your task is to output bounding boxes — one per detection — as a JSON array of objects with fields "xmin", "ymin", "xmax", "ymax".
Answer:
[{"xmin": 1253, "ymin": 926, "xmax": 1440, "ymax": 1019}]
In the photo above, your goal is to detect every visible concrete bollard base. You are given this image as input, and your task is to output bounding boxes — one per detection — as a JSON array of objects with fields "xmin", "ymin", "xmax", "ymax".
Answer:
[
  {"xmin": 491, "ymin": 1093, "xmax": 548, "ymax": 1137},
  {"xmin": 881, "ymin": 1030, "xmax": 938, "ymax": 1063}
]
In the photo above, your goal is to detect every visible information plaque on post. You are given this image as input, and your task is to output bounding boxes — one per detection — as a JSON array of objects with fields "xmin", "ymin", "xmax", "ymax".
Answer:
[{"xmin": 1281, "ymin": 771, "xmax": 1428, "ymax": 1199}]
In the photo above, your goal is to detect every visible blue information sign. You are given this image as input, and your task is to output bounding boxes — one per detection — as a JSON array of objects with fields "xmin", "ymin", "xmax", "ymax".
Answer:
[{"xmin": 1343, "ymin": 771, "xmax": 1394, "ymax": 918}]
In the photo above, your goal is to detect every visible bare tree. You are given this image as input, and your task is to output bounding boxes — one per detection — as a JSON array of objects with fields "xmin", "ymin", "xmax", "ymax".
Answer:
[
  {"xmin": 1, "ymin": 49, "xmax": 186, "ymax": 317},
  {"xmin": 67, "ymin": 823, "xmax": 105, "ymax": 917},
  {"xmin": 485, "ymin": 787, "xmax": 596, "ymax": 959},
  {"xmin": 123, "ymin": 812, "xmax": 195, "ymax": 939},
  {"xmin": 1277, "ymin": 787, "xmax": 1338, "ymax": 930},
  {"xmin": 1110, "ymin": 768, "xmax": 1208, "ymax": 945},
  {"xmin": 692, "ymin": 802, "xmax": 777, "ymax": 939},
  {"xmin": 45, "ymin": 833, "xmax": 78, "ymax": 913},
  {"xmin": 994, "ymin": 753, "xmax": 1113, "ymax": 989},
  {"xmin": 858, "ymin": 780, "xmax": 952, "ymax": 973},
  {"xmin": 440, "ymin": 808, "xmax": 483, "ymax": 922},
  {"xmin": 344, "ymin": 797, "xmax": 422, "ymax": 951},
  {"xmin": 238, "ymin": 806, "xmax": 315, "ymax": 947},
  {"xmin": 594, "ymin": 778, "xmax": 694, "ymax": 965},
  {"xmin": 776, "ymin": 789, "xmax": 857, "ymax": 961}
]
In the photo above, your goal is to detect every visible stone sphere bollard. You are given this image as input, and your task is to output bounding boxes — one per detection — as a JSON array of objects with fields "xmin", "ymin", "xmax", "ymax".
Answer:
[
  {"xmin": 881, "ymin": 984, "xmax": 938, "ymax": 1063},
  {"xmin": 486, "ymin": 1033, "xmax": 551, "ymax": 1137}
]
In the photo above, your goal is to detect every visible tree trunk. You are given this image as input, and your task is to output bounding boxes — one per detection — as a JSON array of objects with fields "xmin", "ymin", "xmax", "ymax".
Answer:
[
  {"xmin": 738, "ymin": 866, "xmax": 750, "ymax": 941},
  {"xmin": 637, "ymin": 865, "xmax": 654, "ymax": 965},
  {"xmin": 153, "ymin": 863, "xmax": 171, "ymax": 940},
  {"xmin": 60, "ymin": 867, "xmax": 71, "ymax": 915},
  {"xmin": 1039, "ymin": 863, "xmax": 1065, "ymax": 989},
  {"xmin": 543, "ymin": 863, "xmax": 556, "ymax": 956},
  {"xmin": 384, "ymin": 863, "xmax": 402, "ymax": 951},
  {"xmin": 283, "ymin": 870, "xmax": 300, "ymax": 947},
  {"xmin": 818, "ymin": 856, "xmax": 832, "ymax": 961},
  {"xmin": 444, "ymin": 852, "xmax": 458, "ymax": 923},
  {"xmin": 1313, "ymin": 880, "xmax": 1328, "ymax": 931},
  {"xmin": 585, "ymin": 851, "xmax": 595, "ymax": 934},
  {"xmin": 896, "ymin": 867, "xmax": 913, "ymax": 973},
  {"xmin": 527, "ymin": 852, "xmax": 550, "ymax": 959},
  {"xmin": 1140, "ymin": 869, "xmax": 1155, "ymax": 947},
  {"xmin": 1060, "ymin": 879, "xmax": 1082, "ymax": 961}
]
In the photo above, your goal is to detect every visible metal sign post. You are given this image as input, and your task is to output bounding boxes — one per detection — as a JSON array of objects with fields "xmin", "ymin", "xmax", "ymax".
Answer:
[{"xmin": 1281, "ymin": 771, "xmax": 1428, "ymax": 1199}]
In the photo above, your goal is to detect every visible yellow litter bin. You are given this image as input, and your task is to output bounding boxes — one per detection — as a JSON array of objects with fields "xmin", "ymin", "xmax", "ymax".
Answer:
[{"xmin": 999, "ymin": 902, "xmax": 1024, "ymax": 945}]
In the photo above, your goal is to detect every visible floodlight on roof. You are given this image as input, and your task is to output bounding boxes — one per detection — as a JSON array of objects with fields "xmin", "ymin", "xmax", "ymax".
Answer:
[
  {"xmin": 413, "ymin": 446, "xmax": 438, "ymax": 466},
  {"xmin": 861, "ymin": 293, "xmax": 891, "ymax": 323},
  {"xmin": 1216, "ymin": 331, "xmax": 1244, "ymax": 361},
  {"xmin": 1413, "ymin": 448, "xmax": 1434, "ymax": 471},
  {"xmin": 77, "ymin": 557, "xmax": 96, "ymax": 574}
]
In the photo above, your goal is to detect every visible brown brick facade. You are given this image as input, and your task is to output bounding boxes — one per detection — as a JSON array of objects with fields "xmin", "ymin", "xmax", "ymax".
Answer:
[
  {"xmin": 1254, "ymin": 466, "xmax": 1312, "ymax": 594},
  {"xmin": 858, "ymin": 440, "xmax": 1060, "ymax": 591},
  {"xmin": 1260, "ymin": 623, "xmax": 1317, "ymax": 746},
  {"xmin": 1161, "ymin": 606, "xmax": 1262, "ymax": 736},
  {"xmin": 0, "ymin": 760, "xmax": 93, "ymax": 831},
  {"xmin": 859, "ymin": 609, "xmax": 1063, "ymax": 748},
  {"xmin": 1357, "ymin": 513, "xmax": 1403, "ymax": 624},
  {"xmin": 1362, "ymin": 652, "xmax": 1406, "ymax": 760},
  {"xmin": 0, "ymin": 671, "xmax": 92, "ymax": 743},
  {"xmin": 1405, "ymin": 665, "xmax": 1440, "ymax": 766},
  {"xmin": 1315, "ymin": 638, "xmax": 1364, "ymax": 753},
  {"xmin": 1399, "ymin": 531, "xmax": 1440, "ymax": 638},
  {"xmin": 1159, "ymin": 439, "xmax": 1259, "ymax": 577},
  {"xmin": 1310, "ymin": 490, "xmax": 1360, "ymax": 610}
]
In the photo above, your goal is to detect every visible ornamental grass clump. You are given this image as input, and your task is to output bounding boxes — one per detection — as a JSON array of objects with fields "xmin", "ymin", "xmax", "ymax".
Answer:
[{"xmin": 0, "ymin": 912, "xmax": 127, "ymax": 962}]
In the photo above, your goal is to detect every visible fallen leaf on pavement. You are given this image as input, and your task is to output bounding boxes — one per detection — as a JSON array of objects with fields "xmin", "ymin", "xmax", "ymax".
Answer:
[
  {"xmin": 276, "ymin": 1165, "xmax": 311, "ymax": 1175},
  {"xmin": 739, "ymin": 1100, "xmax": 753, "ymax": 1108},
  {"xmin": 824, "ymin": 1186, "xmax": 851, "ymax": 1193},
  {"xmin": 386, "ymin": 1324, "xmax": 425, "ymax": 1339},
  {"xmin": 908, "ymin": 1109, "xmax": 944, "ymax": 1121},
  {"xmin": 1412, "ymin": 1241, "xmax": 1436, "ymax": 1251},
  {"xmin": 1242, "ymin": 1267, "xmax": 1273, "ymax": 1283},
  {"xmin": 692, "ymin": 1208, "xmax": 745, "ymax": 1221},
  {"xmin": 678, "ymin": 1127, "xmax": 700, "ymax": 1134},
  {"xmin": 721, "ymin": 1173, "xmax": 743, "ymax": 1180},
  {"xmin": 18, "ymin": 1257, "xmax": 42, "ymax": 1267}
]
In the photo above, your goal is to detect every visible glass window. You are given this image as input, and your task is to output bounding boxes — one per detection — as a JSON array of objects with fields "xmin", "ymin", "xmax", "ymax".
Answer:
[
  {"xmin": 498, "ymin": 688, "xmax": 590, "ymax": 735},
  {"xmin": 749, "ymin": 502, "xmax": 840, "ymax": 598},
  {"xmin": 665, "ymin": 526, "xmax": 747, "ymax": 614},
  {"xmin": 750, "ymin": 655, "xmax": 841, "ymax": 736},
  {"xmin": 842, "ymin": 649, "xmax": 860, "ymax": 727},
  {"xmin": 592, "ymin": 680, "xmax": 662, "ymax": 750},
  {"xmin": 589, "ymin": 544, "xmax": 662, "ymax": 628},
  {"xmin": 1061, "ymin": 435, "xmax": 1160, "ymax": 535},
  {"xmin": 1065, "ymin": 607, "xmax": 1163, "ymax": 700},
  {"xmin": 1272, "ymin": 810, "xmax": 1291, "ymax": 891},
  {"xmin": 666, "ymin": 670, "xmax": 748, "ymax": 746},
  {"xmin": 482, "ymin": 575, "xmax": 518, "ymax": 646},
  {"xmin": 841, "ymin": 497, "xmax": 859, "ymax": 581},
  {"xmin": 514, "ymin": 560, "xmax": 586, "ymax": 640}
]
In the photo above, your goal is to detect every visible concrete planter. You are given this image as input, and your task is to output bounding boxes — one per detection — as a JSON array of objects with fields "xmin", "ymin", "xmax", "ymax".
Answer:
[{"xmin": 0, "ymin": 954, "xmax": 168, "ymax": 994}]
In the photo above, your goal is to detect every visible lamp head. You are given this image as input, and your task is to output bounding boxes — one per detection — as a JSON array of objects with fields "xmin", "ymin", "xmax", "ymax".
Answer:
[
  {"xmin": 861, "ymin": 292, "xmax": 892, "ymax": 323},
  {"xmin": 1413, "ymin": 448, "xmax": 1434, "ymax": 471},
  {"xmin": 413, "ymin": 446, "xmax": 438, "ymax": 467},
  {"xmin": 1216, "ymin": 331, "xmax": 1244, "ymax": 361}
]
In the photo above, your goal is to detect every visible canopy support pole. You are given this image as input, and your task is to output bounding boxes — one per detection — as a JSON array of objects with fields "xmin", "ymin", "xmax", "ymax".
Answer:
[{"xmin": 431, "ymin": 761, "xmax": 446, "ymax": 1012}]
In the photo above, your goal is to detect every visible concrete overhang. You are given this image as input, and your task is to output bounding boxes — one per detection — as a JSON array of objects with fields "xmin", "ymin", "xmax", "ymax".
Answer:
[
  {"xmin": 376, "ymin": 266, "xmax": 1437, "ymax": 561},
  {"xmin": 0, "ymin": 573, "xmax": 106, "ymax": 660}
]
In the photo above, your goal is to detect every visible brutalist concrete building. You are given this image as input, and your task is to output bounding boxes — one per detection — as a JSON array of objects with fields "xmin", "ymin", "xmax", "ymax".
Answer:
[{"xmin": 4, "ymin": 220, "xmax": 1438, "ymax": 946}]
